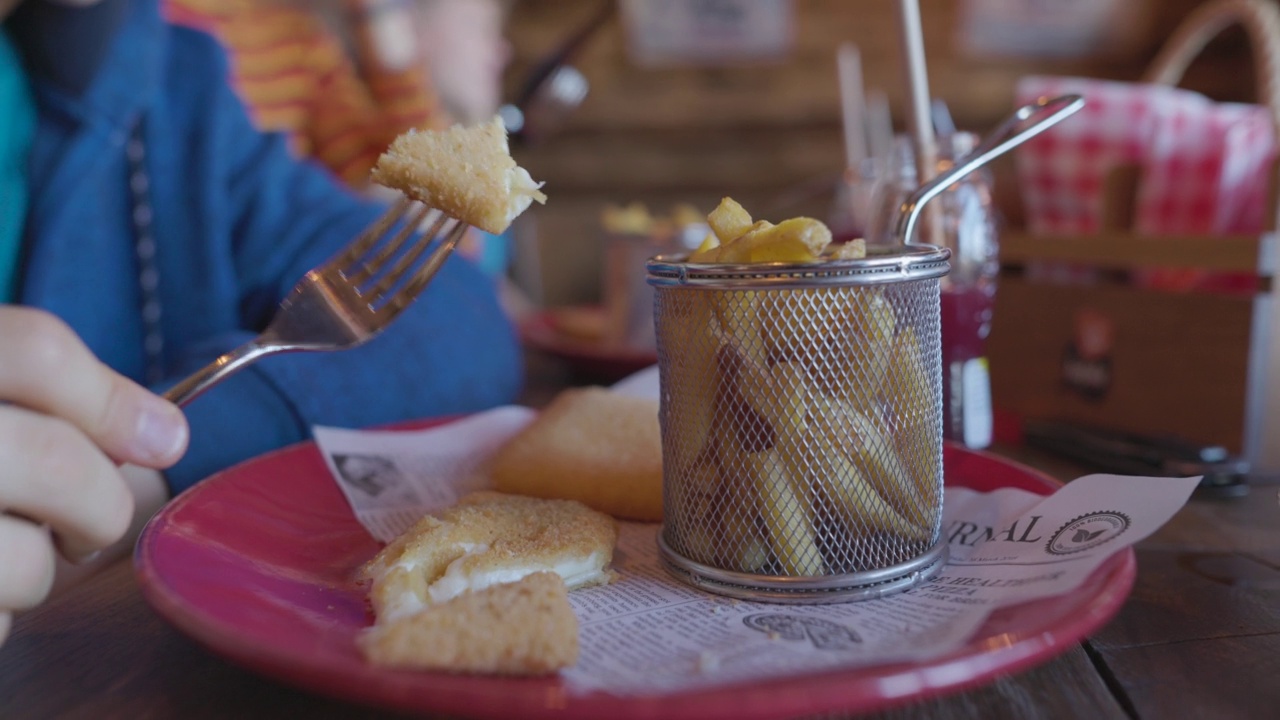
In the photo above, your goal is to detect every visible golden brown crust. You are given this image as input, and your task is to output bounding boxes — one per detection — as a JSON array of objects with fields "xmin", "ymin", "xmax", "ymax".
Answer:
[
  {"xmin": 360, "ymin": 491, "xmax": 617, "ymax": 620},
  {"xmin": 369, "ymin": 116, "xmax": 544, "ymax": 234},
  {"xmin": 489, "ymin": 388, "xmax": 664, "ymax": 522},
  {"xmin": 359, "ymin": 572, "xmax": 578, "ymax": 674}
]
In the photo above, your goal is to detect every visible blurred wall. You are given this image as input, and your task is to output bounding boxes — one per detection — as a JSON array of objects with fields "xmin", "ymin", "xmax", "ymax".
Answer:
[{"xmin": 504, "ymin": 0, "xmax": 1254, "ymax": 305}]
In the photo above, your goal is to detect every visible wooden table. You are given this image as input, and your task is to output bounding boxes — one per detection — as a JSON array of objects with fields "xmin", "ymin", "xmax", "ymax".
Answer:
[{"xmin": 3, "ymin": 357, "xmax": 1279, "ymax": 719}]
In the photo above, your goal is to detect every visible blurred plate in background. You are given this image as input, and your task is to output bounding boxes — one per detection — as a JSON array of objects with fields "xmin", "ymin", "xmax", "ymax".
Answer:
[{"xmin": 520, "ymin": 305, "xmax": 658, "ymax": 382}]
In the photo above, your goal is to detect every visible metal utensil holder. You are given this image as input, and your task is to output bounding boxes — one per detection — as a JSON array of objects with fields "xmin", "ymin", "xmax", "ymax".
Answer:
[{"xmin": 648, "ymin": 245, "xmax": 951, "ymax": 603}]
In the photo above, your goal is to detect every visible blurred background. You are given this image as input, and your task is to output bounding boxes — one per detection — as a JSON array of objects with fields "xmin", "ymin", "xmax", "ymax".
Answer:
[{"xmin": 502, "ymin": 0, "xmax": 1250, "ymax": 306}]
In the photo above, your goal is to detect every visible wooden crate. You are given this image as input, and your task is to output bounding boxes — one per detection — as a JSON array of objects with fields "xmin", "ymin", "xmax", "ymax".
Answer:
[{"xmin": 987, "ymin": 168, "xmax": 1280, "ymax": 471}]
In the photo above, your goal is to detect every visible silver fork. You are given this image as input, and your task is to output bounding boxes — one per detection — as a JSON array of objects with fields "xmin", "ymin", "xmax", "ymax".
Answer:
[{"xmin": 164, "ymin": 198, "xmax": 468, "ymax": 407}]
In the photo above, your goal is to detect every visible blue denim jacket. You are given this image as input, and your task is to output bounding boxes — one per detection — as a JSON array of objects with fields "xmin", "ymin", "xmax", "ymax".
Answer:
[{"xmin": 11, "ymin": 0, "xmax": 522, "ymax": 492}]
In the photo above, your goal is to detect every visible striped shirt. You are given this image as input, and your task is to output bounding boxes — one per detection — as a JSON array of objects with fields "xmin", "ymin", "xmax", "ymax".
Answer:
[{"xmin": 163, "ymin": 0, "xmax": 442, "ymax": 186}]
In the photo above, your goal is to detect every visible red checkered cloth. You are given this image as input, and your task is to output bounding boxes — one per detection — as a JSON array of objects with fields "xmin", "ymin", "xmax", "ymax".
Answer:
[{"xmin": 1016, "ymin": 76, "xmax": 1276, "ymax": 238}]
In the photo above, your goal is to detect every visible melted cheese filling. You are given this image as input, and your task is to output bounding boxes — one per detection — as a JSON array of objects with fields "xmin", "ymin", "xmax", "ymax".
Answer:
[
  {"xmin": 505, "ymin": 166, "xmax": 547, "ymax": 223},
  {"xmin": 379, "ymin": 544, "xmax": 605, "ymax": 623}
]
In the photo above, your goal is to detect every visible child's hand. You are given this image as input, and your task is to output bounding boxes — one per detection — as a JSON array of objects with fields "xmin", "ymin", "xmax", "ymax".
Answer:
[{"xmin": 0, "ymin": 307, "xmax": 188, "ymax": 644}]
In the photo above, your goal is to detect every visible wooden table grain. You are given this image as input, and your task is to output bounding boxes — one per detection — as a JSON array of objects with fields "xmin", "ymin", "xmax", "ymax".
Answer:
[{"xmin": 2, "ymin": 355, "xmax": 1277, "ymax": 718}]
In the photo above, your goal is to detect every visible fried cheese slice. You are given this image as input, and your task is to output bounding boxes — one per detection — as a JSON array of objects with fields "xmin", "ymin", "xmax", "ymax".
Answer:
[
  {"xmin": 371, "ymin": 116, "xmax": 546, "ymax": 234},
  {"xmin": 359, "ymin": 571, "xmax": 579, "ymax": 674},
  {"xmin": 360, "ymin": 491, "xmax": 616, "ymax": 624}
]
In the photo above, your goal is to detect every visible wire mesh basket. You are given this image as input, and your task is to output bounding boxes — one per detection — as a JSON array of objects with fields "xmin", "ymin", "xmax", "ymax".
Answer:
[{"xmin": 648, "ymin": 244, "xmax": 951, "ymax": 603}]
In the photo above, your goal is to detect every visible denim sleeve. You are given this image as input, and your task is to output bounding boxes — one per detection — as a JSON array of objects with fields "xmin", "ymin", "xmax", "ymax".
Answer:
[
  {"xmin": 154, "ymin": 41, "xmax": 523, "ymax": 494},
  {"xmin": 157, "ymin": 259, "xmax": 523, "ymax": 494}
]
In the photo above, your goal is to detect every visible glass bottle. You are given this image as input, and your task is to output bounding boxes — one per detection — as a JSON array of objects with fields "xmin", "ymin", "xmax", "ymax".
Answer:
[{"xmin": 868, "ymin": 134, "xmax": 998, "ymax": 449}]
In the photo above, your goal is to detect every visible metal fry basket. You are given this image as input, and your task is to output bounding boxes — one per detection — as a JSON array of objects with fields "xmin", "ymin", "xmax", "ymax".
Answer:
[{"xmin": 648, "ymin": 245, "xmax": 951, "ymax": 603}]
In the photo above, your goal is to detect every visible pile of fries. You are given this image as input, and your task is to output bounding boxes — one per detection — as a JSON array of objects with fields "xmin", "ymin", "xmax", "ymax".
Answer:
[{"xmin": 660, "ymin": 199, "xmax": 939, "ymax": 576}]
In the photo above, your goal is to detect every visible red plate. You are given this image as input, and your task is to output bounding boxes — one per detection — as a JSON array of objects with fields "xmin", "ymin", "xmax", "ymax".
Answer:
[
  {"xmin": 135, "ymin": 420, "xmax": 1135, "ymax": 719},
  {"xmin": 519, "ymin": 306, "xmax": 658, "ymax": 381}
]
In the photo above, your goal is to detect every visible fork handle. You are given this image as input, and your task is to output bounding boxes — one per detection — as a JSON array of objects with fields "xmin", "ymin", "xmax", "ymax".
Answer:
[{"xmin": 163, "ymin": 340, "xmax": 282, "ymax": 408}]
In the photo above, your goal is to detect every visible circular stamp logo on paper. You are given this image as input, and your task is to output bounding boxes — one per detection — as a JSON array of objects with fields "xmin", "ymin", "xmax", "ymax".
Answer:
[
  {"xmin": 742, "ymin": 614, "xmax": 861, "ymax": 650},
  {"xmin": 1046, "ymin": 511, "xmax": 1131, "ymax": 555}
]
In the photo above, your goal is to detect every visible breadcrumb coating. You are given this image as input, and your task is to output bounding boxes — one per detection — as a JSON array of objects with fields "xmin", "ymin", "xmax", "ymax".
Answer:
[
  {"xmin": 358, "ymin": 493, "xmax": 616, "ymax": 675},
  {"xmin": 370, "ymin": 116, "xmax": 545, "ymax": 234},
  {"xmin": 490, "ymin": 388, "xmax": 664, "ymax": 522},
  {"xmin": 359, "ymin": 572, "xmax": 578, "ymax": 674}
]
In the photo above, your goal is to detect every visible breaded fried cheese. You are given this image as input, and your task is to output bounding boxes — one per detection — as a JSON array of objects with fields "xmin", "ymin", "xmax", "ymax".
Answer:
[
  {"xmin": 359, "ymin": 572, "xmax": 578, "ymax": 674},
  {"xmin": 370, "ymin": 116, "xmax": 546, "ymax": 234},
  {"xmin": 360, "ymin": 491, "xmax": 616, "ymax": 624},
  {"xmin": 489, "ymin": 388, "xmax": 664, "ymax": 522}
]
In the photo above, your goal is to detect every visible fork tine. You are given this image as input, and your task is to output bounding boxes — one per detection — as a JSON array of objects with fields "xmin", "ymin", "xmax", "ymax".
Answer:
[
  {"xmin": 366, "ymin": 214, "xmax": 453, "ymax": 298},
  {"xmin": 347, "ymin": 203, "xmax": 439, "ymax": 286},
  {"xmin": 329, "ymin": 196, "xmax": 413, "ymax": 272},
  {"xmin": 380, "ymin": 221, "xmax": 469, "ymax": 314}
]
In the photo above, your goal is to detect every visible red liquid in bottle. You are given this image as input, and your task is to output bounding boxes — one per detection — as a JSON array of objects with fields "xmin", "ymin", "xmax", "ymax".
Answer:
[{"xmin": 940, "ymin": 283, "xmax": 995, "ymax": 447}]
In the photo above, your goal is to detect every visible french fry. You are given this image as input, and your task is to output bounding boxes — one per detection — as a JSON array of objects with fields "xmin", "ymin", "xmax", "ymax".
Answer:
[
  {"xmin": 716, "ymin": 218, "xmax": 830, "ymax": 264},
  {"xmin": 824, "ymin": 238, "xmax": 867, "ymax": 260},
  {"xmin": 713, "ymin": 360, "xmax": 927, "ymax": 571},
  {"xmin": 707, "ymin": 197, "xmax": 754, "ymax": 245},
  {"xmin": 719, "ymin": 219, "xmax": 775, "ymax": 260},
  {"xmin": 738, "ymin": 361, "xmax": 814, "ymax": 515},
  {"xmin": 846, "ymin": 288, "xmax": 897, "ymax": 400},
  {"xmin": 760, "ymin": 290, "xmax": 826, "ymax": 362},
  {"xmin": 657, "ymin": 290, "xmax": 720, "ymax": 472},
  {"xmin": 807, "ymin": 430, "xmax": 928, "ymax": 541},
  {"xmin": 688, "ymin": 232, "xmax": 721, "ymax": 262},
  {"xmin": 714, "ymin": 365, "xmax": 820, "ymax": 576},
  {"xmin": 696, "ymin": 201, "xmax": 845, "ymax": 366},
  {"xmin": 768, "ymin": 362, "xmax": 811, "ymax": 443},
  {"xmin": 691, "ymin": 230, "xmax": 721, "ymax": 258},
  {"xmin": 883, "ymin": 327, "xmax": 942, "ymax": 512},
  {"xmin": 714, "ymin": 344, "xmax": 775, "ymax": 454},
  {"xmin": 809, "ymin": 394, "xmax": 932, "ymax": 528},
  {"xmin": 764, "ymin": 285, "xmax": 894, "ymax": 401},
  {"xmin": 801, "ymin": 288, "xmax": 896, "ymax": 416},
  {"xmin": 744, "ymin": 449, "xmax": 823, "ymax": 576},
  {"xmin": 722, "ymin": 509, "xmax": 769, "ymax": 572},
  {"xmin": 738, "ymin": 361, "xmax": 807, "ymax": 436},
  {"xmin": 882, "ymin": 326, "xmax": 934, "ymax": 422},
  {"xmin": 672, "ymin": 459, "xmax": 721, "ymax": 565},
  {"xmin": 712, "ymin": 290, "xmax": 769, "ymax": 368}
]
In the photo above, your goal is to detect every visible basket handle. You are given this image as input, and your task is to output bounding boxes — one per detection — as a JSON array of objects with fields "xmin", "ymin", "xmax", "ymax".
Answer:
[{"xmin": 1141, "ymin": 0, "xmax": 1280, "ymax": 129}]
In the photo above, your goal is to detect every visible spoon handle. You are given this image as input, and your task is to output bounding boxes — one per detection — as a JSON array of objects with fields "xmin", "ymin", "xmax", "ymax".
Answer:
[{"xmin": 895, "ymin": 94, "xmax": 1085, "ymax": 246}]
